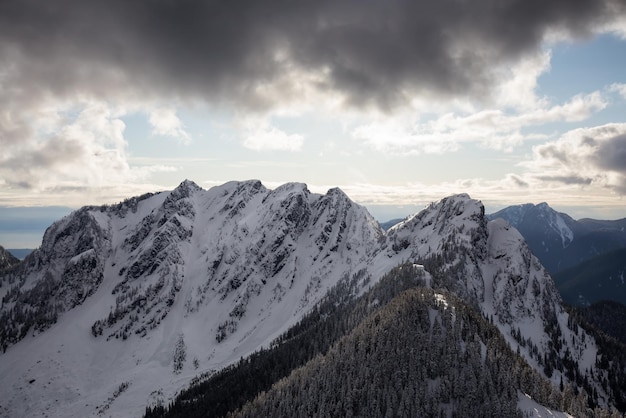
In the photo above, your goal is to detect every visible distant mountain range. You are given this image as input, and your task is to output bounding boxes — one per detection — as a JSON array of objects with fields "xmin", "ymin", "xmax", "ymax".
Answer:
[
  {"xmin": 488, "ymin": 203, "xmax": 626, "ymax": 274},
  {"xmin": 488, "ymin": 203, "xmax": 626, "ymax": 307}
]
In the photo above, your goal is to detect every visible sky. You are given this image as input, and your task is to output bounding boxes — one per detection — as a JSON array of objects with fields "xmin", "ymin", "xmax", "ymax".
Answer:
[{"xmin": 1, "ymin": 0, "xmax": 626, "ymax": 248}]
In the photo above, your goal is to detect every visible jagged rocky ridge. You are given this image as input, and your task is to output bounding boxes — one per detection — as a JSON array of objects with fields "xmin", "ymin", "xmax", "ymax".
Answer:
[{"xmin": 0, "ymin": 181, "xmax": 623, "ymax": 417}]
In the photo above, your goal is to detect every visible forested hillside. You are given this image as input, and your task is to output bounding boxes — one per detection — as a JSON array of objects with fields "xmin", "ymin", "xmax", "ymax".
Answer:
[
  {"xmin": 570, "ymin": 301, "xmax": 626, "ymax": 344},
  {"xmin": 567, "ymin": 302, "xmax": 626, "ymax": 412},
  {"xmin": 146, "ymin": 264, "xmax": 615, "ymax": 418},
  {"xmin": 553, "ymin": 248, "xmax": 626, "ymax": 306}
]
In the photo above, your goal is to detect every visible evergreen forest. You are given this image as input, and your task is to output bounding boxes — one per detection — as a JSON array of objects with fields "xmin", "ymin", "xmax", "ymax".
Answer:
[{"xmin": 145, "ymin": 264, "xmax": 624, "ymax": 418}]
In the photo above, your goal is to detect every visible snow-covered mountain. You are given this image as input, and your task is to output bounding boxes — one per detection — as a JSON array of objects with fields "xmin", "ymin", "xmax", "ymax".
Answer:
[
  {"xmin": 0, "ymin": 182, "xmax": 621, "ymax": 417},
  {"xmin": 0, "ymin": 180, "xmax": 383, "ymax": 417},
  {"xmin": 381, "ymin": 195, "xmax": 611, "ymax": 404},
  {"xmin": 489, "ymin": 202, "xmax": 626, "ymax": 274}
]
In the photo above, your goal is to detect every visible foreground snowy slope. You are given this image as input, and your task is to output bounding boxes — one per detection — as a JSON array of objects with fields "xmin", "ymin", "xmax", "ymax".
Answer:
[{"xmin": 0, "ymin": 181, "xmax": 621, "ymax": 417}]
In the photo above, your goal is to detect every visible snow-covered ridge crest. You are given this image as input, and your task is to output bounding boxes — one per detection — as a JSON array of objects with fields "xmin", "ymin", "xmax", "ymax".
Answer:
[{"xmin": 0, "ymin": 182, "xmax": 609, "ymax": 417}]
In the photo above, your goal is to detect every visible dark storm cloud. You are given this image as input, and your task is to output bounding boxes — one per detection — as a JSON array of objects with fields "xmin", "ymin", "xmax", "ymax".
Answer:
[
  {"xmin": 0, "ymin": 0, "xmax": 624, "ymax": 110},
  {"xmin": 591, "ymin": 132, "xmax": 626, "ymax": 193},
  {"xmin": 593, "ymin": 134, "xmax": 626, "ymax": 173}
]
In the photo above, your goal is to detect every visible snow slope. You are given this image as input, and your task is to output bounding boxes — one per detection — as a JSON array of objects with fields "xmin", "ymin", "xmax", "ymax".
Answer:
[{"xmin": 518, "ymin": 392, "xmax": 573, "ymax": 418}]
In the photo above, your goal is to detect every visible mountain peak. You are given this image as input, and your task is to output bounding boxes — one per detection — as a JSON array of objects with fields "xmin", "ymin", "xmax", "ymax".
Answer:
[
  {"xmin": 390, "ymin": 193, "xmax": 484, "ymax": 232},
  {"xmin": 175, "ymin": 179, "xmax": 203, "ymax": 194},
  {"xmin": 269, "ymin": 182, "xmax": 310, "ymax": 197},
  {"xmin": 440, "ymin": 193, "xmax": 485, "ymax": 217},
  {"xmin": 534, "ymin": 202, "xmax": 564, "ymax": 219},
  {"xmin": 446, "ymin": 192, "xmax": 471, "ymax": 200},
  {"xmin": 324, "ymin": 186, "xmax": 350, "ymax": 199},
  {"xmin": 217, "ymin": 179, "xmax": 266, "ymax": 198},
  {"xmin": 386, "ymin": 193, "xmax": 487, "ymax": 265}
]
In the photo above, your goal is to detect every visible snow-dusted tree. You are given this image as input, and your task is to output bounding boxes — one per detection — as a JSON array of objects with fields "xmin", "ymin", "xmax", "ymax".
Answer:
[{"xmin": 173, "ymin": 334, "xmax": 187, "ymax": 374}]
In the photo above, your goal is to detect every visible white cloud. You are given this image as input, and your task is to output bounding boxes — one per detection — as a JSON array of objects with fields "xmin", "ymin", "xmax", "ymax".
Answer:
[
  {"xmin": 602, "ymin": 15, "xmax": 626, "ymax": 39},
  {"xmin": 0, "ymin": 98, "xmax": 177, "ymax": 204},
  {"xmin": 241, "ymin": 117, "xmax": 304, "ymax": 152},
  {"xmin": 610, "ymin": 83, "xmax": 626, "ymax": 99},
  {"xmin": 351, "ymin": 115, "xmax": 461, "ymax": 155},
  {"xmin": 0, "ymin": 51, "xmax": 186, "ymax": 205},
  {"xmin": 149, "ymin": 107, "xmax": 191, "ymax": 144},
  {"xmin": 310, "ymin": 172, "xmax": 623, "ymax": 221},
  {"xmin": 522, "ymin": 123, "xmax": 626, "ymax": 194},
  {"xmin": 492, "ymin": 49, "xmax": 552, "ymax": 111},
  {"xmin": 351, "ymin": 91, "xmax": 607, "ymax": 155},
  {"xmin": 314, "ymin": 125, "xmax": 626, "ymax": 214}
]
